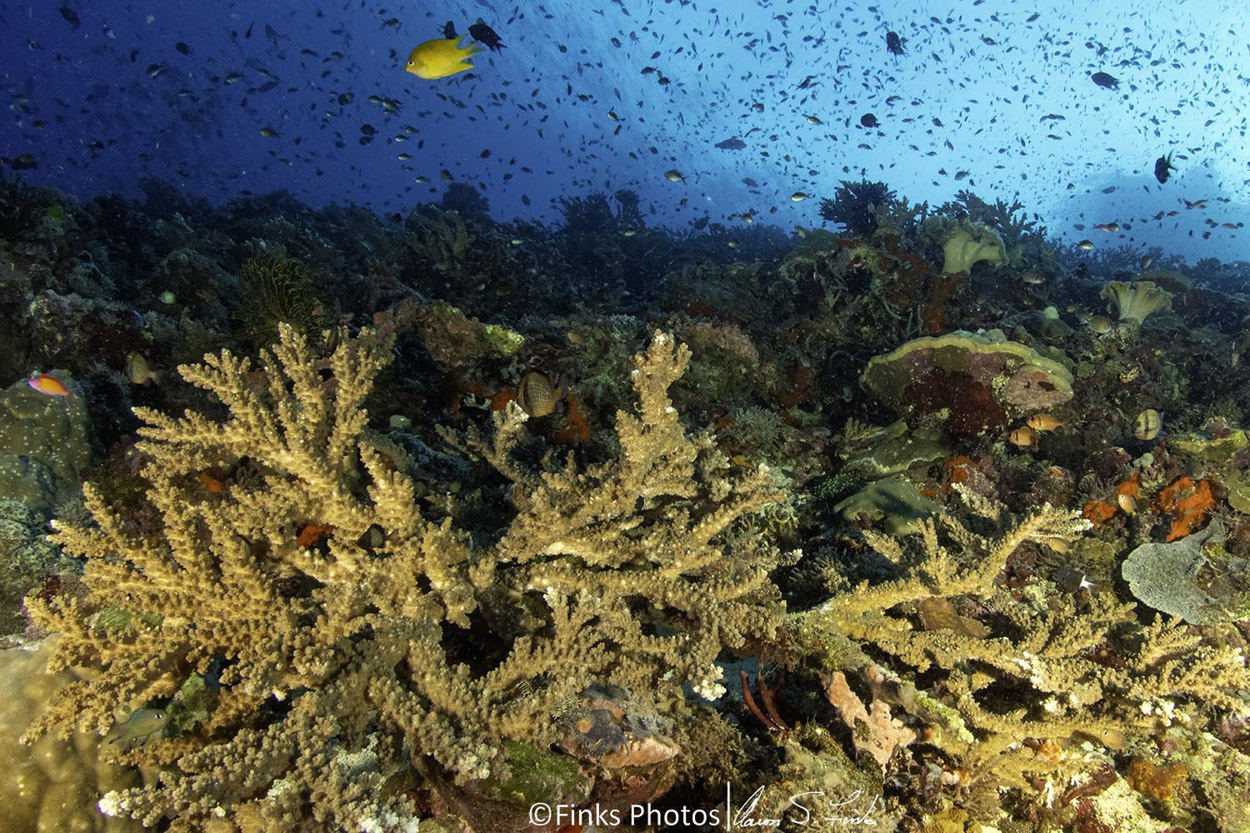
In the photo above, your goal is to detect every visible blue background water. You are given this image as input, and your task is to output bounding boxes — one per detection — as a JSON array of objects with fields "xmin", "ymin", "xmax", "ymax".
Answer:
[{"xmin": 2, "ymin": 0, "xmax": 1246, "ymax": 262}]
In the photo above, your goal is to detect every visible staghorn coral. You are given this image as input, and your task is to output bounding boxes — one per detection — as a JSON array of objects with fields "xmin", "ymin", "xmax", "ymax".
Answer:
[
  {"xmin": 21, "ymin": 325, "xmax": 789, "ymax": 831},
  {"xmin": 793, "ymin": 487, "xmax": 1250, "ymax": 812}
]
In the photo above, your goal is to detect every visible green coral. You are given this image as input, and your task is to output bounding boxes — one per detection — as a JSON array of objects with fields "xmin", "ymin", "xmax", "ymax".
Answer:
[
  {"xmin": 0, "ymin": 371, "xmax": 90, "ymax": 514},
  {"xmin": 417, "ymin": 302, "xmax": 526, "ymax": 367},
  {"xmin": 0, "ymin": 500, "xmax": 67, "ymax": 634},
  {"xmin": 833, "ymin": 474, "xmax": 940, "ymax": 535}
]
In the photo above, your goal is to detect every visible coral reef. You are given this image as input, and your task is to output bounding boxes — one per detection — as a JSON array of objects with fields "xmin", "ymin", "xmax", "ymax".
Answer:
[
  {"xmin": 796, "ymin": 489, "xmax": 1250, "ymax": 816},
  {"xmin": 818, "ymin": 179, "xmax": 898, "ymax": 238},
  {"xmin": 21, "ymin": 326, "xmax": 789, "ymax": 831},
  {"xmin": 2, "ymin": 173, "xmax": 1250, "ymax": 831},
  {"xmin": 0, "ymin": 499, "xmax": 69, "ymax": 635}
]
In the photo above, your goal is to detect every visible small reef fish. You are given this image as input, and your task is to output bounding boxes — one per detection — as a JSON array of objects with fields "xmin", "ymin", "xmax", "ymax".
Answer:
[
  {"xmin": 1008, "ymin": 425, "xmax": 1037, "ymax": 448},
  {"xmin": 1090, "ymin": 72, "xmax": 1119, "ymax": 89},
  {"xmin": 467, "ymin": 19, "xmax": 505, "ymax": 52},
  {"xmin": 104, "ymin": 708, "xmax": 170, "ymax": 749},
  {"xmin": 126, "ymin": 353, "xmax": 159, "ymax": 385},
  {"xmin": 28, "ymin": 373, "xmax": 71, "ymax": 398},
  {"xmin": 663, "ymin": 169, "xmax": 685, "ymax": 182},
  {"xmin": 405, "ymin": 37, "xmax": 483, "ymax": 79},
  {"xmin": 1026, "ymin": 414, "xmax": 1064, "ymax": 432},
  {"xmin": 1093, "ymin": 222, "xmax": 1119, "ymax": 232},
  {"xmin": 1134, "ymin": 408, "xmax": 1162, "ymax": 441},
  {"xmin": 885, "ymin": 31, "xmax": 906, "ymax": 55},
  {"xmin": 1154, "ymin": 153, "xmax": 1175, "ymax": 184},
  {"xmin": 1077, "ymin": 239, "xmax": 1095, "ymax": 251},
  {"xmin": 1087, "ymin": 315, "xmax": 1113, "ymax": 334}
]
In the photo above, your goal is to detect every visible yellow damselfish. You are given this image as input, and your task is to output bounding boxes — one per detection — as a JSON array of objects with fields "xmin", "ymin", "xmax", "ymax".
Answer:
[{"xmin": 405, "ymin": 37, "xmax": 483, "ymax": 79}]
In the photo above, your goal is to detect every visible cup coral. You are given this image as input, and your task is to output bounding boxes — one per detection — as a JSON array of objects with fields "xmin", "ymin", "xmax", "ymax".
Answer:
[
  {"xmin": 940, "ymin": 221, "xmax": 1006, "ymax": 275},
  {"xmin": 1100, "ymin": 280, "xmax": 1173, "ymax": 323}
]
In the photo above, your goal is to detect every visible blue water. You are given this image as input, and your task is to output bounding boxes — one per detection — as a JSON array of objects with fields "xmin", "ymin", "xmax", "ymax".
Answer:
[{"xmin": 2, "ymin": 0, "xmax": 1246, "ymax": 262}]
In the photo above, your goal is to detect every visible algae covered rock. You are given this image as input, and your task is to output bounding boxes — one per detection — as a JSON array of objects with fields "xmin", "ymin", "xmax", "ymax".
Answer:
[
  {"xmin": 1170, "ymin": 426, "xmax": 1249, "ymax": 466},
  {"xmin": 0, "ymin": 500, "xmax": 68, "ymax": 635},
  {"xmin": 0, "ymin": 371, "xmax": 90, "ymax": 513},
  {"xmin": 841, "ymin": 420, "xmax": 949, "ymax": 478},
  {"xmin": 834, "ymin": 474, "xmax": 940, "ymax": 535},
  {"xmin": 860, "ymin": 331, "xmax": 1073, "ymax": 437},
  {"xmin": 416, "ymin": 302, "xmax": 525, "ymax": 368}
]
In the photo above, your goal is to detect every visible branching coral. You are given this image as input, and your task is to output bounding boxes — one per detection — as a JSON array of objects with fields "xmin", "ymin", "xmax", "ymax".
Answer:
[
  {"xmin": 21, "ymin": 325, "xmax": 789, "ymax": 831},
  {"xmin": 818, "ymin": 179, "xmax": 896, "ymax": 238},
  {"xmin": 794, "ymin": 488, "xmax": 1250, "ymax": 808}
]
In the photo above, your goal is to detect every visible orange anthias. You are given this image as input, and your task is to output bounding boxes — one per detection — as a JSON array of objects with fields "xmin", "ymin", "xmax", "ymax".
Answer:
[{"xmin": 27, "ymin": 373, "xmax": 71, "ymax": 398}]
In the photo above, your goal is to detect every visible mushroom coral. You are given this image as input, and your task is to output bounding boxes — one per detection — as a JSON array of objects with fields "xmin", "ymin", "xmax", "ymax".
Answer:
[
  {"xmin": 940, "ymin": 221, "xmax": 1006, "ymax": 275},
  {"xmin": 1100, "ymin": 280, "xmax": 1173, "ymax": 324}
]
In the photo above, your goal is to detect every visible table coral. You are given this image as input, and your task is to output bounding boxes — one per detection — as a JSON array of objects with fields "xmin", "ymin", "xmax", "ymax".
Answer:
[{"xmin": 860, "ymin": 331, "xmax": 1074, "ymax": 438}]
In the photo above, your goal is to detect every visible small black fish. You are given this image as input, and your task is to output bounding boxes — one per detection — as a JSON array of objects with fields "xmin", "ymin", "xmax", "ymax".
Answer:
[
  {"xmin": 442, "ymin": 20, "xmax": 457, "ymax": 39},
  {"xmin": 59, "ymin": 6, "xmax": 80, "ymax": 28},
  {"xmin": 715, "ymin": 137, "xmax": 746, "ymax": 150},
  {"xmin": 468, "ymin": 19, "xmax": 504, "ymax": 51},
  {"xmin": 1090, "ymin": 72, "xmax": 1119, "ymax": 89},
  {"xmin": 1154, "ymin": 152, "xmax": 1174, "ymax": 184},
  {"xmin": 175, "ymin": 41, "xmax": 191, "ymax": 55},
  {"xmin": 860, "ymin": 112, "xmax": 879, "ymax": 128},
  {"xmin": 885, "ymin": 31, "xmax": 906, "ymax": 55}
]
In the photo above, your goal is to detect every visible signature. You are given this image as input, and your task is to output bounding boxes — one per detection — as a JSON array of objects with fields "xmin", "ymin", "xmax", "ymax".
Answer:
[{"xmin": 731, "ymin": 785, "xmax": 880, "ymax": 828}]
